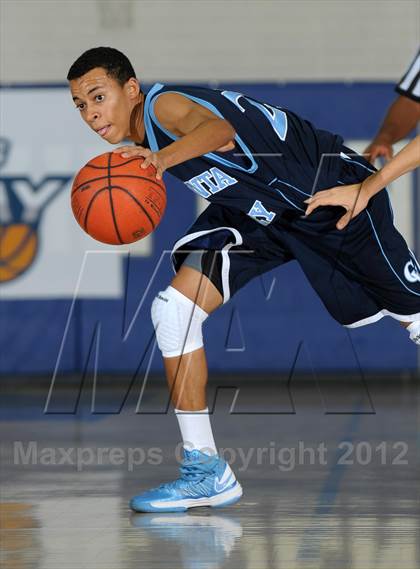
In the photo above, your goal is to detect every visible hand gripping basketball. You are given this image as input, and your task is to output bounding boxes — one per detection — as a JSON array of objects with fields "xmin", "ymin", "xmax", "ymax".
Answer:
[
  {"xmin": 71, "ymin": 152, "xmax": 166, "ymax": 245},
  {"xmin": 114, "ymin": 145, "xmax": 167, "ymax": 180}
]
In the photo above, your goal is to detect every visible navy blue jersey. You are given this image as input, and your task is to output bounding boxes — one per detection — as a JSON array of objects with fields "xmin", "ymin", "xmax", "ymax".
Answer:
[{"xmin": 143, "ymin": 83, "xmax": 345, "ymax": 225}]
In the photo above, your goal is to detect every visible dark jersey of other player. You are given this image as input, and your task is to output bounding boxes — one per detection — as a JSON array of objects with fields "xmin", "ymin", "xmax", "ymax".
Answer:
[{"xmin": 143, "ymin": 83, "xmax": 344, "ymax": 225}]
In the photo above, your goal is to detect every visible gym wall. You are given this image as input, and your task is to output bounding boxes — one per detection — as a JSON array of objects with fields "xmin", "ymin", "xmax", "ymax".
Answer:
[{"xmin": 0, "ymin": 1, "xmax": 418, "ymax": 374}]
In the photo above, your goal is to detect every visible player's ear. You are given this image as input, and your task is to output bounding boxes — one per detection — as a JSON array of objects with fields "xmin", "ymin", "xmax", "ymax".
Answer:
[{"xmin": 125, "ymin": 77, "xmax": 140, "ymax": 100}]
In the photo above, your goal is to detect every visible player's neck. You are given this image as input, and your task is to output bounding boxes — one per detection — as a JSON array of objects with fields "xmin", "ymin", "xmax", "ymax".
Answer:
[{"xmin": 129, "ymin": 96, "xmax": 146, "ymax": 144}]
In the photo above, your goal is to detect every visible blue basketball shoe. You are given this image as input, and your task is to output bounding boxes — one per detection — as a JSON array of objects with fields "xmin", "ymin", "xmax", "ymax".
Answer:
[{"xmin": 130, "ymin": 449, "xmax": 243, "ymax": 513}]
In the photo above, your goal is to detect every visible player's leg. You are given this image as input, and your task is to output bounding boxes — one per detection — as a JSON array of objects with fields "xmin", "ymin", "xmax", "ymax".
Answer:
[
  {"xmin": 131, "ymin": 204, "xmax": 291, "ymax": 512},
  {"xmin": 155, "ymin": 262, "xmax": 223, "ymax": 456},
  {"xmin": 284, "ymin": 188, "xmax": 420, "ymax": 341},
  {"xmin": 130, "ymin": 254, "xmax": 241, "ymax": 513},
  {"xmin": 333, "ymin": 151, "xmax": 420, "ymax": 341},
  {"xmin": 405, "ymin": 321, "xmax": 420, "ymax": 344},
  {"xmin": 163, "ymin": 264, "xmax": 222, "ymax": 412},
  {"xmin": 130, "ymin": 205, "xmax": 293, "ymax": 513},
  {"xmin": 343, "ymin": 191, "xmax": 420, "ymax": 340}
]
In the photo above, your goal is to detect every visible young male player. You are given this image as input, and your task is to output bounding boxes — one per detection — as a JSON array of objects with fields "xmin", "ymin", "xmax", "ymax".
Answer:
[{"xmin": 67, "ymin": 47, "xmax": 420, "ymax": 513}]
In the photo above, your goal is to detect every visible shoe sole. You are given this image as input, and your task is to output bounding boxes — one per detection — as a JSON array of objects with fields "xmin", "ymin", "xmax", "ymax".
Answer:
[{"xmin": 130, "ymin": 482, "xmax": 243, "ymax": 513}]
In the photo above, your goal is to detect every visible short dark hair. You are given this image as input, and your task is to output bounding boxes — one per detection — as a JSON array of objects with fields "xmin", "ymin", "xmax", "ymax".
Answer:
[{"xmin": 67, "ymin": 47, "xmax": 136, "ymax": 86}]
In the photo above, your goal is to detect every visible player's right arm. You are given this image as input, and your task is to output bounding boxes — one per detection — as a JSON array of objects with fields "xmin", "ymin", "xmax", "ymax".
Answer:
[
  {"xmin": 365, "ymin": 96, "xmax": 420, "ymax": 163},
  {"xmin": 115, "ymin": 93, "xmax": 236, "ymax": 179},
  {"xmin": 154, "ymin": 93, "xmax": 236, "ymax": 164}
]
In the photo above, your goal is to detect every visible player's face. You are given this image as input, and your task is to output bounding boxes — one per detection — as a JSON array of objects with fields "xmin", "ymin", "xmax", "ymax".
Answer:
[{"xmin": 69, "ymin": 68, "xmax": 140, "ymax": 144}]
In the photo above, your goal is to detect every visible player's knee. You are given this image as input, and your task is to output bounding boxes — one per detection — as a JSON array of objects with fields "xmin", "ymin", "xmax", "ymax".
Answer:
[
  {"xmin": 407, "ymin": 321, "xmax": 420, "ymax": 345},
  {"xmin": 151, "ymin": 286, "xmax": 209, "ymax": 358}
]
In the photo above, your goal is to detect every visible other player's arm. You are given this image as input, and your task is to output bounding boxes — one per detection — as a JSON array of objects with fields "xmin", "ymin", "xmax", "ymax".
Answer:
[
  {"xmin": 304, "ymin": 135, "xmax": 420, "ymax": 230},
  {"xmin": 115, "ymin": 93, "xmax": 236, "ymax": 179},
  {"xmin": 364, "ymin": 95, "xmax": 420, "ymax": 163}
]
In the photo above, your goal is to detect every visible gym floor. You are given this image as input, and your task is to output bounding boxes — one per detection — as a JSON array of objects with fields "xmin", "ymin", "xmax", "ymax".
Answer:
[{"xmin": 1, "ymin": 375, "xmax": 419, "ymax": 568}]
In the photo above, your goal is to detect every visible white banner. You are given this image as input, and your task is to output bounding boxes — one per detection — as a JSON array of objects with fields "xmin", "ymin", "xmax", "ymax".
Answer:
[{"xmin": 0, "ymin": 88, "xmax": 151, "ymax": 299}]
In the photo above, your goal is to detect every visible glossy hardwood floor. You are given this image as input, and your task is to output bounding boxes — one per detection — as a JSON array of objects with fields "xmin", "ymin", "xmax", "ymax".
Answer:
[{"xmin": 1, "ymin": 376, "xmax": 419, "ymax": 568}]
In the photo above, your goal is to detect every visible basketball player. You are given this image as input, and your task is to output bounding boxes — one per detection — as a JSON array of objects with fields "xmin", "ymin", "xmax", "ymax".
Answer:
[{"xmin": 67, "ymin": 47, "xmax": 420, "ymax": 513}]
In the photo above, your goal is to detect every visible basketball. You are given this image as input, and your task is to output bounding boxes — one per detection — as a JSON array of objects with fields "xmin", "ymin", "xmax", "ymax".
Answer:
[{"xmin": 71, "ymin": 152, "xmax": 166, "ymax": 245}]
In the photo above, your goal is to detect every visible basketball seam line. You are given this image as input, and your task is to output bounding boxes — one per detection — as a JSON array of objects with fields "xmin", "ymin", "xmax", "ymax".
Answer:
[
  {"xmin": 111, "ymin": 185, "xmax": 156, "ymax": 231},
  {"xmin": 84, "ymin": 157, "xmax": 141, "ymax": 170},
  {"xmin": 108, "ymin": 153, "xmax": 124, "ymax": 245},
  {"xmin": 76, "ymin": 184, "xmax": 158, "ymax": 243},
  {"xmin": 83, "ymin": 188, "xmax": 108, "ymax": 234},
  {"xmin": 72, "ymin": 174, "xmax": 165, "ymax": 195}
]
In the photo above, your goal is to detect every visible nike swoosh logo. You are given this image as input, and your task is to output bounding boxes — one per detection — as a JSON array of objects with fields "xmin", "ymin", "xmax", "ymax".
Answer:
[{"xmin": 214, "ymin": 473, "xmax": 234, "ymax": 493}]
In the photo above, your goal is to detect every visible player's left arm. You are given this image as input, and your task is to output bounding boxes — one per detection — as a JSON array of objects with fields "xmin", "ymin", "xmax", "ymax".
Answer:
[
  {"xmin": 115, "ymin": 93, "xmax": 236, "ymax": 179},
  {"xmin": 304, "ymin": 135, "xmax": 420, "ymax": 230}
]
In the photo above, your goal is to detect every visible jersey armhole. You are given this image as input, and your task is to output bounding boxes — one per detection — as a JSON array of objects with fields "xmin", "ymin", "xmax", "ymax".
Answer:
[{"xmin": 144, "ymin": 86, "xmax": 258, "ymax": 173}]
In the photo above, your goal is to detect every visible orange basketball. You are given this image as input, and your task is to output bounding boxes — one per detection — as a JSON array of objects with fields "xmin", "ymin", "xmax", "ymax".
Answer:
[{"xmin": 71, "ymin": 152, "xmax": 166, "ymax": 245}]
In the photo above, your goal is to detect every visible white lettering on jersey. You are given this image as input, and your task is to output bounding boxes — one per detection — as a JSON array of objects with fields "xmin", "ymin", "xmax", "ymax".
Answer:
[
  {"xmin": 404, "ymin": 260, "xmax": 420, "ymax": 283},
  {"xmin": 185, "ymin": 167, "xmax": 238, "ymax": 198}
]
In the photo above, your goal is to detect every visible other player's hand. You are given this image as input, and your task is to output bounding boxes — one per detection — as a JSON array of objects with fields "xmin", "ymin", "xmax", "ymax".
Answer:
[
  {"xmin": 114, "ymin": 145, "xmax": 167, "ymax": 180},
  {"xmin": 364, "ymin": 140, "xmax": 393, "ymax": 165},
  {"xmin": 304, "ymin": 183, "xmax": 369, "ymax": 230}
]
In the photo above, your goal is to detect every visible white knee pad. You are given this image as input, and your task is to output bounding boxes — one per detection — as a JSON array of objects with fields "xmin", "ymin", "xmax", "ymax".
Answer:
[
  {"xmin": 151, "ymin": 286, "xmax": 209, "ymax": 357},
  {"xmin": 407, "ymin": 321, "xmax": 420, "ymax": 345}
]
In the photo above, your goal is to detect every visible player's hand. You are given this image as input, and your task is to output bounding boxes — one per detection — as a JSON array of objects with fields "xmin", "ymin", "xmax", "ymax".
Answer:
[
  {"xmin": 364, "ymin": 140, "xmax": 393, "ymax": 165},
  {"xmin": 114, "ymin": 145, "xmax": 167, "ymax": 180},
  {"xmin": 304, "ymin": 183, "xmax": 370, "ymax": 230}
]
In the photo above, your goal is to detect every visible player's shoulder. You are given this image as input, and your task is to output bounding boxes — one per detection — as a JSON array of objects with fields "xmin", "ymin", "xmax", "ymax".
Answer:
[
  {"xmin": 154, "ymin": 91, "xmax": 192, "ymax": 111},
  {"xmin": 153, "ymin": 91, "xmax": 195, "ymax": 125},
  {"xmin": 153, "ymin": 86, "xmax": 218, "ymax": 129}
]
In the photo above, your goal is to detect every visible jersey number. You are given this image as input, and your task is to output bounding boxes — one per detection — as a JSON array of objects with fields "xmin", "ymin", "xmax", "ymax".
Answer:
[{"xmin": 221, "ymin": 90, "xmax": 288, "ymax": 141}]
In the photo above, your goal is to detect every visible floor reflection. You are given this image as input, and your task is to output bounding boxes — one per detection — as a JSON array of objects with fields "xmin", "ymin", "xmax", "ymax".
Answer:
[{"xmin": 130, "ymin": 512, "xmax": 243, "ymax": 569}]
